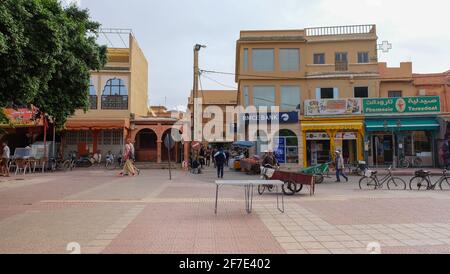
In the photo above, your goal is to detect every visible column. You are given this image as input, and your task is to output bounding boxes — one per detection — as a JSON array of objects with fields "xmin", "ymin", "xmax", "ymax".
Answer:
[
  {"xmin": 357, "ymin": 131, "xmax": 364, "ymax": 162},
  {"xmin": 157, "ymin": 141, "xmax": 162, "ymax": 163},
  {"xmin": 327, "ymin": 130, "xmax": 337, "ymax": 161},
  {"xmin": 302, "ymin": 131, "xmax": 308, "ymax": 168},
  {"xmin": 184, "ymin": 141, "xmax": 190, "ymax": 164}
]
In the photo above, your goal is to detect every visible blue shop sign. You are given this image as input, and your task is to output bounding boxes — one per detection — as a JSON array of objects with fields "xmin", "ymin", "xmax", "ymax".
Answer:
[
  {"xmin": 274, "ymin": 138, "xmax": 286, "ymax": 164},
  {"xmin": 242, "ymin": 112, "xmax": 299, "ymax": 124}
]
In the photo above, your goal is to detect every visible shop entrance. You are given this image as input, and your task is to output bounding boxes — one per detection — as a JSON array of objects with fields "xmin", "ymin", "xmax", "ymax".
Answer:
[
  {"xmin": 372, "ymin": 134, "xmax": 394, "ymax": 167},
  {"xmin": 336, "ymin": 132, "xmax": 358, "ymax": 165},
  {"xmin": 306, "ymin": 132, "xmax": 331, "ymax": 166}
]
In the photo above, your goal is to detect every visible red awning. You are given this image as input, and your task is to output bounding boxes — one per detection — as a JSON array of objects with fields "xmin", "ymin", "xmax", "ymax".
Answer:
[{"xmin": 65, "ymin": 119, "xmax": 129, "ymax": 131}]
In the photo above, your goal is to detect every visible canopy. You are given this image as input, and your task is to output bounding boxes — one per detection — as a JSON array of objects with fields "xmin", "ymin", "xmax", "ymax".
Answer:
[
  {"xmin": 366, "ymin": 118, "xmax": 439, "ymax": 132},
  {"xmin": 65, "ymin": 119, "xmax": 129, "ymax": 130},
  {"xmin": 233, "ymin": 141, "xmax": 255, "ymax": 148}
]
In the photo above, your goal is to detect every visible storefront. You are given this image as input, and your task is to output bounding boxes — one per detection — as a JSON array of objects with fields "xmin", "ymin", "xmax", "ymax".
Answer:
[
  {"xmin": 302, "ymin": 99, "xmax": 365, "ymax": 167},
  {"xmin": 242, "ymin": 111, "xmax": 300, "ymax": 165},
  {"xmin": 363, "ymin": 96, "xmax": 441, "ymax": 168}
]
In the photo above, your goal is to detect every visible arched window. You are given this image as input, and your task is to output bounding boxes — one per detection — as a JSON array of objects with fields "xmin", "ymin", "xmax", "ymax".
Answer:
[
  {"xmin": 103, "ymin": 78, "xmax": 128, "ymax": 96},
  {"xmin": 89, "ymin": 79, "xmax": 97, "ymax": 109},
  {"xmin": 101, "ymin": 78, "xmax": 129, "ymax": 109}
]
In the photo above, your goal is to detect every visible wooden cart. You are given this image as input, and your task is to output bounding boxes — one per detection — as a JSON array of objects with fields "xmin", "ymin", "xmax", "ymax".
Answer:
[{"xmin": 259, "ymin": 169, "xmax": 315, "ymax": 196}]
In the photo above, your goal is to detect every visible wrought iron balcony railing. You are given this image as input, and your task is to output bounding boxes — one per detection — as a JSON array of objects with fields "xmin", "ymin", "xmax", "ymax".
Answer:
[
  {"xmin": 89, "ymin": 96, "xmax": 98, "ymax": 110},
  {"xmin": 101, "ymin": 95, "xmax": 128, "ymax": 110},
  {"xmin": 335, "ymin": 61, "xmax": 349, "ymax": 71}
]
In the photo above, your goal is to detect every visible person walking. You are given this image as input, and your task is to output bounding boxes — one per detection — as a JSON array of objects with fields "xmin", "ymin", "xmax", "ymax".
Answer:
[
  {"xmin": 119, "ymin": 140, "xmax": 136, "ymax": 177},
  {"xmin": 214, "ymin": 147, "xmax": 226, "ymax": 179},
  {"xmin": 335, "ymin": 150, "xmax": 348, "ymax": 183},
  {"xmin": 1, "ymin": 142, "xmax": 10, "ymax": 177}
]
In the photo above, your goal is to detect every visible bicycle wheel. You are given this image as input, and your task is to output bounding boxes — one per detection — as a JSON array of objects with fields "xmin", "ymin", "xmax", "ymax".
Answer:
[
  {"xmin": 400, "ymin": 159, "xmax": 410, "ymax": 169},
  {"xmin": 387, "ymin": 177, "xmax": 407, "ymax": 190},
  {"xmin": 413, "ymin": 158, "xmax": 423, "ymax": 168},
  {"xmin": 439, "ymin": 177, "xmax": 450, "ymax": 191},
  {"xmin": 282, "ymin": 181, "xmax": 296, "ymax": 196},
  {"xmin": 314, "ymin": 174, "xmax": 324, "ymax": 184},
  {"xmin": 257, "ymin": 185, "xmax": 266, "ymax": 195},
  {"xmin": 359, "ymin": 177, "xmax": 377, "ymax": 190},
  {"xmin": 106, "ymin": 161, "xmax": 116, "ymax": 170},
  {"xmin": 409, "ymin": 176, "xmax": 430, "ymax": 191}
]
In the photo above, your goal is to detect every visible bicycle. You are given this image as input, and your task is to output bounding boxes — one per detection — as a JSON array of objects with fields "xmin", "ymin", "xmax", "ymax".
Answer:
[
  {"xmin": 346, "ymin": 161, "xmax": 367, "ymax": 176},
  {"xmin": 258, "ymin": 164, "xmax": 278, "ymax": 195},
  {"xmin": 359, "ymin": 166, "xmax": 407, "ymax": 190},
  {"xmin": 409, "ymin": 169, "xmax": 450, "ymax": 191},
  {"xmin": 399, "ymin": 156, "xmax": 423, "ymax": 168},
  {"xmin": 107, "ymin": 154, "xmax": 125, "ymax": 170}
]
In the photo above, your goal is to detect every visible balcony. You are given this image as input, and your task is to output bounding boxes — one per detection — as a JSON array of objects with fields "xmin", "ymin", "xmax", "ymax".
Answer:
[
  {"xmin": 89, "ymin": 96, "xmax": 98, "ymax": 110},
  {"xmin": 335, "ymin": 61, "xmax": 348, "ymax": 71},
  {"xmin": 305, "ymin": 24, "xmax": 376, "ymax": 37},
  {"xmin": 101, "ymin": 95, "xmax": 128, "ymax": 110}
]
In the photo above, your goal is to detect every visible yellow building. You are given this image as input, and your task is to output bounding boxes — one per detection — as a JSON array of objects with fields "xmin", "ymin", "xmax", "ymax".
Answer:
[
  {"xmin": 235, "ymin": 24, "xmax": 379, "ymax": 167},
  {"xmin": 63, "ymin": 31, "xmax": 148, "ymax": 157}
]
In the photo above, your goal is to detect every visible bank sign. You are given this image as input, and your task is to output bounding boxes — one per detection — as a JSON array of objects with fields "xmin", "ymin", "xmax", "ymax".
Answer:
[
  {"xmin": 363, "ymin": 96, "xmax": 441, "ymax": 115},
  {"xmin": 241, "ymin": 112, "xmax": 299, "ymax": 124}
]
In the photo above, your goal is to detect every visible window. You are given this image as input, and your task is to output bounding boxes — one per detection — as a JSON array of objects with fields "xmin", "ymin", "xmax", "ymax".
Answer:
[
  {"xmin": 354, "ymin": 87, "xmax": 369, "ymax": 98},
  {"xmin": 314, "ymin": 53, "xmax": 325, "ymax": 64},
  {"xmin": 252, "ymin": 49, "xmax": 274, "ymax": 71},
  {"xmin": 388, "ymin": 91, "xmax": 403, "ymax": 98},
  {"xmin": 281, "ymin": 86, "xmax": 301, "ymax": 110},
  {"xmin": 66, "ymin": 131, "xmax": 78, "ymax": 145},
  {"xmin": 103, "ymin": 78, "xmax": 128, "ymax": 96},
  {"xmin": 279, "ymin": 49, "xmax": 299, "ymax": 71},
  {"xmin": 243, "ymin": 86, "xmax": 249, "ymax": 107},
  {"xmin": 112, "ymin": 130, "xmax": 123, "ymax": 145},
  {"xmin": 335, "ymin": 52, "xmax": 348, "ymax": 71},
  {"xmin": 253, "ymin": 86, "xmax": 275, "ymax": 107},
  {"xmin": 102, "ymin": 78, "xmax": 128, "ymax": 109},
  {"xmin": 358, "ymin": 52, "xmax": 369, "ymax": 63},
  {"xmin": 243, "ymin": 49, "xmax": 249, "ymax": 72},
  {"xmin": 89, "ymin": 79, "xmax": 97, "ymax": 109},
  {"xmin": 320, "ymin": 88, "xmax": 335, "ymax": 99},
  {"xmin": 102, "ymin": 130, "xmax": 112, "ymax": 145}
]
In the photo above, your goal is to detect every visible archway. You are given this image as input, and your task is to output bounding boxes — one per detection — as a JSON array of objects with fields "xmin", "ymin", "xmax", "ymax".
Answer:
[
  {"xmin": 135, "ymin": 129, "xmax": 157, "ymax": 162},
  {"xmin": 275, "ymin": 129, "xmax": 299, "ymax": 164},
  {"xmin": 161, "ymin": 129, "xmax": 182, "ymax": 163}
]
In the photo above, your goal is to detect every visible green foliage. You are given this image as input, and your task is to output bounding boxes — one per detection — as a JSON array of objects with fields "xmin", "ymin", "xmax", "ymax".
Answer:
[{"xmin": 0, "ymin": 0, "xmax": 107, "ymax": 127}]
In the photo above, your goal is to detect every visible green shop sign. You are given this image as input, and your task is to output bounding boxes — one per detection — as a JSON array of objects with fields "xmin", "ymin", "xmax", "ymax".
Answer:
[{"xmin": 363, "ymin": 96, "xmax": 441, "ymax": 115}]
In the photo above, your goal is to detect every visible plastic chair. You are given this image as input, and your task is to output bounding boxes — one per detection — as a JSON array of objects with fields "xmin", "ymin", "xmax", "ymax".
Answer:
[{"xmin": 15, "ymin": 159, "xmax": 30, "ymax": 175}]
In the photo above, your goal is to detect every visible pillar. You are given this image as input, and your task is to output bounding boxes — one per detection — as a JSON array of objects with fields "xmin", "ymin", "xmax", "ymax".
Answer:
[
  {"xmin": 303, "ymin": 131, "xmax": 308, "ymax": 168},
  {"xmin": 157, "ymin": 141, "xmax": 162, "ymax": 163},
  {"xmin": 93, "ymin": 130, "xmax": 99, "ymax": 153},
  {"xmin": 357, "ymin": 131, "xmax": 364, "ymax": 162},
  {"xmin": 327, "ymin": 130, "xmax": 337, "ymax": 162},
  {"xmin": 184, "ymin": 141, "xmax": 190, "ymax": 164}
]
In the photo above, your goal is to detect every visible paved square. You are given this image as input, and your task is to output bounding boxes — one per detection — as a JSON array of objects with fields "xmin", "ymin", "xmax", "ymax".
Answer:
[{"xmin": 0, "ymin": 167, "xmax": 449, "ymax": 254}]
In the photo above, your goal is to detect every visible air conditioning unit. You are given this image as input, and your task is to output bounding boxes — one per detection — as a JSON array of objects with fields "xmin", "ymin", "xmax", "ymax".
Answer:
[{"xmin": 419, "ymin": 89, "xmax": 426, "ymax": 96}]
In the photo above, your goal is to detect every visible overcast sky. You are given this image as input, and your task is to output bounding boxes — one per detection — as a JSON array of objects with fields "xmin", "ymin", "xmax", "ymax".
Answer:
[{"xmin": 74, "ymin": 0, "xmax": 449, "ymax": 110}]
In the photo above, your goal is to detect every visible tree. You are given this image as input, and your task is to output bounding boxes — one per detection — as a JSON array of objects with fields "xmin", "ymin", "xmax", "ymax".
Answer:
[{"xmin": 0, "ymin": 0, "xmax": 107, "ymax": 127}]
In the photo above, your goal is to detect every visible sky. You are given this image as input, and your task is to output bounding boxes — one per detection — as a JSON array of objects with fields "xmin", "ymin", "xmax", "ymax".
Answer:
[{"xmin": 71, "ymin": 0, "xmax": 449, "ymax": 110}]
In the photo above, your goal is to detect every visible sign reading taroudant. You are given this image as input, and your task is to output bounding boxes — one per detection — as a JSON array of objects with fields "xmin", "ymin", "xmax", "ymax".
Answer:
[{"xmin": 363, "ymin": 96, "xmax": 441, "ymax": 115}]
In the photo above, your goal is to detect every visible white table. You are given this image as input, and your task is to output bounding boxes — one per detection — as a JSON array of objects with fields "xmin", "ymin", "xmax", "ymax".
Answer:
[{"xmin": 214, "ymin": 180, "xmax": 285, "ymax": 214}]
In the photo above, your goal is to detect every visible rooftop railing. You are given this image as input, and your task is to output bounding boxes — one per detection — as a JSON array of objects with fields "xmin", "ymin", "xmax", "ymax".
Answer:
[{"xmin": 305, "ymin": 24, "xmax": 376, "ymax": 37}]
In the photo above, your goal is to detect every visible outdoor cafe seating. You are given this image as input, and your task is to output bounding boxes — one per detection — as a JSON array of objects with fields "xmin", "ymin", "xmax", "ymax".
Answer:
[{"xmin": 8, "ymin": 146, "xmax": 51, "ymax": 175}]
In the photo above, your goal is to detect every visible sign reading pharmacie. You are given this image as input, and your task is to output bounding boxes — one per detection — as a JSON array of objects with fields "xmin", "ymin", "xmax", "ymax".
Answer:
[
  {"xmin": 305, "ymin": 99, "xmax": 362, "ymax": 116},
  {"xmin": 241, "ymin": 111, "xmax": 299, "ymax": 124},
  {"xmin": 363, "ymin": 96, "xmax": 441, "ymax": 115}
]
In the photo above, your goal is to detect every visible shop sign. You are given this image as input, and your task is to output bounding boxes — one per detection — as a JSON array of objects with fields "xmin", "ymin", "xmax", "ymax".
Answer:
[
  {"xmin": 306, "ymin": 132, "xmax": 330, "ymax": 140},
  {"xmin": 336, "ymin": 132, "xmax": 358, "ymax": 140},
  {"xmin": 363, "ymin": 96, "xmax": 441, "ymax": 115},
  {"xmin": 305, "ymin": 99, "xmax": 362, "ymax": 116},
  {"xmin": 242, "ymin": 111, "xmax": 299, "ymax": 124},
  {"xmin": 273, "ymin": 138, "xmax": 286, "ymax": 164},
  {"xmin": 1, "ymin": 108, "xmax": 43, "ymax": 127}
]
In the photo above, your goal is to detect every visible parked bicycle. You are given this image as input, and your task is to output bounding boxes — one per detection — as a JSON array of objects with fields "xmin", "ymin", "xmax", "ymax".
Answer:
[
  {"xmin": 359, "ymin": 166, "xmax": 407, "ymax": 190},
  {"xmin": 399, "ymin": 156, "xmax": 423, "ymax": 168},
  {"xmin": 258, "ymin": 164, "xmax": 278, "ymax": 195},
  {"xmin": 409, "ymin": 169, "xmax": 450, "ymax": 191},
  {"xmin": 345, "ymin": 161, "xmax": 367, "ymax": 176}
]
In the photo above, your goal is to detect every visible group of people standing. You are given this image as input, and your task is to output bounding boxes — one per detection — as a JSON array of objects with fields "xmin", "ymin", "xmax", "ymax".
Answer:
[{"xmin": 190, "ymin": 145, "xmax": 231, "ymax": 178}]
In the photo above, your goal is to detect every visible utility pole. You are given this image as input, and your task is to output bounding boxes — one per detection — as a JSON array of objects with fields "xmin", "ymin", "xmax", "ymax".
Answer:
[{"xmin": 192, "ymin": 44, "xmax": 206, "ymax": 144}]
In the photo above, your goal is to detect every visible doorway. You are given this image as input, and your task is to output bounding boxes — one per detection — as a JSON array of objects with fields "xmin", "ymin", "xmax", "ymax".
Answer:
[{"xmin": 372, "ymin": 134, "xmax": 394, "ymax": 167}]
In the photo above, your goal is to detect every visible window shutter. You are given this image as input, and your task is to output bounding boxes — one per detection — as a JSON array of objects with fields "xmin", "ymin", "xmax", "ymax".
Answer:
[
  {"xmin": 333, "ymin": 88, "xmax": 339, "ymax": 99},
  {"xmin": 316, "ymin": 88, "xmax": 321, "ymax": 99}
]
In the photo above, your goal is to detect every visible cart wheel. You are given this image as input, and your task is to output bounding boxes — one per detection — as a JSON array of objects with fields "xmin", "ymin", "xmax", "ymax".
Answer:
[
  {"xmin": 294, "ymin": 184, "xmax": 304, "ymax": 193},
  {"xmin": 257, "ymin": 185, "xmax": 265, "ymax": 195},
  {"xmin": 314, "ymin": 174, "xmax": 324, "ymax": 184},
  {"xmin": 282, "ymin": 181, "xmax": 296, "ymax": 196}
]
